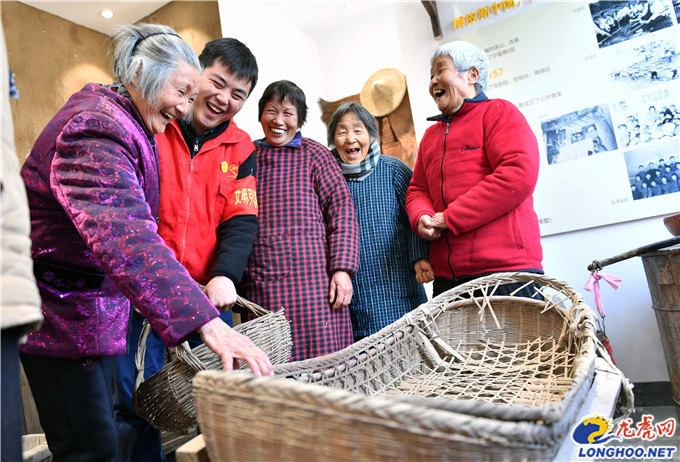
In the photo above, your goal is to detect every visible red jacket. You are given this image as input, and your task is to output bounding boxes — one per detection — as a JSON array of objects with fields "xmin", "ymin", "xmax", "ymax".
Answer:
[
  {"xmin": 406, "ymin": 94, "xmax": 543, "ymax": 279},
  {"xmin": 156, "ymin": 120, "xmax": 257, "ymax": 285}
]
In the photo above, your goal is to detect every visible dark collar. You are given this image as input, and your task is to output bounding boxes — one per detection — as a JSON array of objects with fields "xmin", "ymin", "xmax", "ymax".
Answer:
[
  {"xmin": 179, "ymin": 118, "xmax": 230, "ymax": 144},
  {"xmin": 427, "ymin": 92, "xmax": 488, "ymax": 122},
  {"xmin": 255, "ymin": 131, "xmax": 302, "ymax": 148}
]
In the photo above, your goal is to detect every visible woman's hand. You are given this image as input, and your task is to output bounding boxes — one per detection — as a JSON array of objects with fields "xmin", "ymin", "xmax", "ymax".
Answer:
[
  {"xmin": 197, "ymin": 317, "xmax": 273, "ymax": 376},
  {"xmin": 417, "ymin": 214, "xmax": 447, "ymax": 240},
  {"xmin": 430, "ymin": 212, "xmax": 446, "ymax": 229},
  {"xmin": 329, "ymin": 271, "xmax": 353, "ymax": 310},
  {"xmin": 414, "ymin": 259, "xmax": 435, "ymax": 284},
  {"xmin": 203, "ymin": 276, "xmax": 237, "ymax": 311}
]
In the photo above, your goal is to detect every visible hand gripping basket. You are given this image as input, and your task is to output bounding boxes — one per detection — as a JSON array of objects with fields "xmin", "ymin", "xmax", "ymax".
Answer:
[
  {"xmin": 133, "ymin": 296, "xmax": 292, "ymax": 432},
  {"xmin": 192, "ymin": 273, "xmax": 633, "ymax": 462}
]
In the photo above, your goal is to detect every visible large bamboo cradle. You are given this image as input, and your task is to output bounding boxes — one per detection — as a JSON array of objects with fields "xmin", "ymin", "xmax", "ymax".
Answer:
[{"xmin": 193, "ymin": 273, "xmax": 633, "ymax": 461}]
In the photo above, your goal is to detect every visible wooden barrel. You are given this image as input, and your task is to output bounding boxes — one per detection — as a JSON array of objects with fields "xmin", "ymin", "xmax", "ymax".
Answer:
[{"xmin": 641, "ymin": 245, "xmax": 680, "ymax": 407}]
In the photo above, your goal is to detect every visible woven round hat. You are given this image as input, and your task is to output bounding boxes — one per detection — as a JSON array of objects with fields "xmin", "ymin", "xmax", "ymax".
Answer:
[{"xmin": 360, "ymin": 68, "xmax": 407, "ymax": 117}]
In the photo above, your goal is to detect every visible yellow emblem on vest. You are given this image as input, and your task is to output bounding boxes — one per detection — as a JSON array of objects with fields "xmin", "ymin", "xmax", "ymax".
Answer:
[{"xmin": 220, "ymin": 161, "xmax": 228, "ymax": 173}]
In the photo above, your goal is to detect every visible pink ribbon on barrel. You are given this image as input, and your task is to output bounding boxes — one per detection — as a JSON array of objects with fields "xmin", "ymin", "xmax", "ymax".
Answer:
[{"xmin": 584, "ymin": 272, "xmax": 622, "ymax": 317}]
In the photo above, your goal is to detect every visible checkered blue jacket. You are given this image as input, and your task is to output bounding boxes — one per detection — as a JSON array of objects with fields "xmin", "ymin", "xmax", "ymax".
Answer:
[{"xmin": 345, "ymin": 155, "xmax": 428, "ymax": 338}]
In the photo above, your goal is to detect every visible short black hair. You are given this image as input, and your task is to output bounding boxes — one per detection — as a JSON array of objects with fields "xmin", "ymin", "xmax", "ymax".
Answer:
[
  {"xmin": 199, "ymin": 38, "xmax": 258, "ymax": 94},
  {"xmin": 258, "ymin": 80, "xmax": 308, "ymax": 127}
]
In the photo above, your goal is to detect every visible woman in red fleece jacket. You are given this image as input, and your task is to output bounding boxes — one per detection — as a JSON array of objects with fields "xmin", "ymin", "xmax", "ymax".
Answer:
[{"xmin": 405, "ymin": 40, "xmax": 543, "ymax": 297}]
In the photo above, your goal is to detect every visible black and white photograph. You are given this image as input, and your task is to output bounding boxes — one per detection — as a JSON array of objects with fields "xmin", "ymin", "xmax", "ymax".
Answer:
[
  {"xmin": 589, "ymin": 0, "xmax": 674, "ymax": 49},
  {"xmin": 623, "ymin": 142, "xmax": 680, "ymax": 200},
  {"xmin": 610, "ymin": 85, "xmax": 680, "ymax": 149},
  {"xmin": 606, "ymin": 31, "xmax": 680, "ymax": 91},
  {"xmin": 541, "ymin": 105, "xmax": 618, "ymax": 165}
]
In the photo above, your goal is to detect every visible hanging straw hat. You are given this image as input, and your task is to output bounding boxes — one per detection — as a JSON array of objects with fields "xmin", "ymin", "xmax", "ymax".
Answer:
[{"xmin": 360, "ymin": 68, "xmax": 407, "ymax": 117}]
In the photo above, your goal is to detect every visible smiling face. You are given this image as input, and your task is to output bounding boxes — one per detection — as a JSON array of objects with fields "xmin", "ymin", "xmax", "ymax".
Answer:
[
  {"xmin": 132, "ymin": 61, "xmax": 200, "ymax": 134},
  {"xmin": 260, "ymin": 96, "xmax": 299, "ymax": 146},
  {"xmin": 192, "ymin": 60, "xmax": 252, "ymax": 135},
  {"xmin": 429, "ymin": 55, "xmax": 478, "ymax": 116},
  {"xmin": 334, "ymin": 112, "xmax": 371, "ymax": 165}
]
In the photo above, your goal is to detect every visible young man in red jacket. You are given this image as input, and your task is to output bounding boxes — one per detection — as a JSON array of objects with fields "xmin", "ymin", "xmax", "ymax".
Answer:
[
  {"xmin": 406, "ymin": 40, "xmax": 543, "ymax": 297},
  {"xmin": 114, "ymin": 38, "xmax": 260, "ymax": 462}
]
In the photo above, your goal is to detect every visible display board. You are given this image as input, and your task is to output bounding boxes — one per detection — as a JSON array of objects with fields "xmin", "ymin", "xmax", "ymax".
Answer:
[{"xmin": 455, "ymin": 0, "xmax": 680, "ymax": 236}]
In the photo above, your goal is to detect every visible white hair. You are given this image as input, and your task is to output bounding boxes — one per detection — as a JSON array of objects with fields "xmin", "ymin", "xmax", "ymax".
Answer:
[
  {"xmin": 431, "ymin": 41, "xmax": 489, "ymax": 94},
  {"xmin": 111, "ymin": 23, "xmax": 201, "ymax": 107}
]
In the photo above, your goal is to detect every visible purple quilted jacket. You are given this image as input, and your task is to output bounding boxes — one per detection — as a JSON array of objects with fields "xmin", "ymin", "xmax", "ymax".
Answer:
[{"xmin": 20, "ymin": 84, "xmax": 219, "ymax": 358}]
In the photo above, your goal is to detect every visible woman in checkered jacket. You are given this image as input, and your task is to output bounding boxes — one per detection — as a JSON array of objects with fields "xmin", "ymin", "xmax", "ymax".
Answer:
[{"xmin": 240, "ymin": 81, "xmax": 360, "ymax": 361}]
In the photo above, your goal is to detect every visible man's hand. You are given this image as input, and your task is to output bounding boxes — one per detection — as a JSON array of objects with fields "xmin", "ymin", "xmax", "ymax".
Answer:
[
  {"xmin": 417, "ymin": 214, "xmax": 445, "ymax": 240},
  {"xmin": 329, "ymin": 270, "xmax": 353, "ymax": 310},
  {"xmin": 197, "ymin": 317, "xmax": 273, "ymax": 376},
  {"xmin": 413, "ymin": 259, "xmax": 435, "ymax": 284},
  {"xmin": 204, "ymin": 276, "xmax": 237, "ymax": 311}
]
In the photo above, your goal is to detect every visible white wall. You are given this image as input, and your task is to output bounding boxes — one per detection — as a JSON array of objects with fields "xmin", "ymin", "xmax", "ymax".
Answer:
[
  {"xmin": 216, "ymin": 2, "xmax": 327, "ymax": 145},
  {"xmin": 315, "ymin": 6, "xmax": 404, "ymax": 102},
  {"xmin": 541, "ymin": 217, "xmax": 671, "ymax": 383},
  {"xmin": 218, "ymin": 0, "xmax": 673, "ymax": 383},
  {"xmin": 393, "ymin": 2, "xmax": 440, "ymax": 140}
]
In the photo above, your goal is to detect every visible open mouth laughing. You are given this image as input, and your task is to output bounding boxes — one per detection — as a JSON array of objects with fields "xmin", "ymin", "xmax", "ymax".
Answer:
[{"xmin": 206, "ymin": 102, "xmax": 225, "ymax": 115}]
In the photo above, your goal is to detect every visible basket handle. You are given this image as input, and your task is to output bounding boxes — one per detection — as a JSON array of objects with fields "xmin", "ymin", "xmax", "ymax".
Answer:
[
  {"xmin": 132, "ymin": 318, "xmax": 156, "ymax": 408},
  {"xmin": 194, "ymin": 282, "xmax": 271, "ymax": 318},
  {"xmin": 132, "ymin": 295, "xmax": 269, "ymax": 400},
  {"xmin": 234, "ymin": 295, "xmax": 270, "ymax": 317}
]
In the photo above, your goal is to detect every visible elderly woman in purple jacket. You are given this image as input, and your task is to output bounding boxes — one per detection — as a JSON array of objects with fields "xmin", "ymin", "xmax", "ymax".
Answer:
[{"xmin": 19, "ymin": 23, "xmax": 272, "ymax": 461}]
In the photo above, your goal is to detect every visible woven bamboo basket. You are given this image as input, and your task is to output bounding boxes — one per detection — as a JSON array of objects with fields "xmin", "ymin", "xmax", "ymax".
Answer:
[
  {"xmin": 193, "ymin": 272, "xmax": 633, "ymax": 461},
  {"xmin": 133, "ymin": 296, "xmax": 292, "ymax": 432}
]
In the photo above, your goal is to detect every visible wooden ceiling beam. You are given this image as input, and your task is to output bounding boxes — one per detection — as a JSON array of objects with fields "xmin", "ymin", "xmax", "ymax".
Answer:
[{"xmin": 421, "ymin": 1, "xmax": 443, "ymax": 40}]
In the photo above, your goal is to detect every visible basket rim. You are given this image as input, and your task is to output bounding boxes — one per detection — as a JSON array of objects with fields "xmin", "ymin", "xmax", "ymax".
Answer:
[
  {"xmin": 193, "ymin": 369, "xmax": 574, "ymax": 447},
  {"xmin": 279, "ymin": 303, "xmax": 596, "ymax": 423}
]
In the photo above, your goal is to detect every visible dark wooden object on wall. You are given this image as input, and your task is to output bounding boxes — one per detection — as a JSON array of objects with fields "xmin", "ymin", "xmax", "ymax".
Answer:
[
  {"xmin": 318, "ymin": 90, "xmax": 418, "ymax": 170},
  {"xmin": 382, "ymin": 89, "xmax": 418, "ymax": 169},
  {"xmin": 640, "ymin": 246, "xmax": 680, "ymax": 407},
  {"xmin": 319, "ymin": 94, "xmax": 362, "ymax": 126},
  {"xmin": 421, "ymin": 1, "xmax": 443, "ymax": 40}
]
